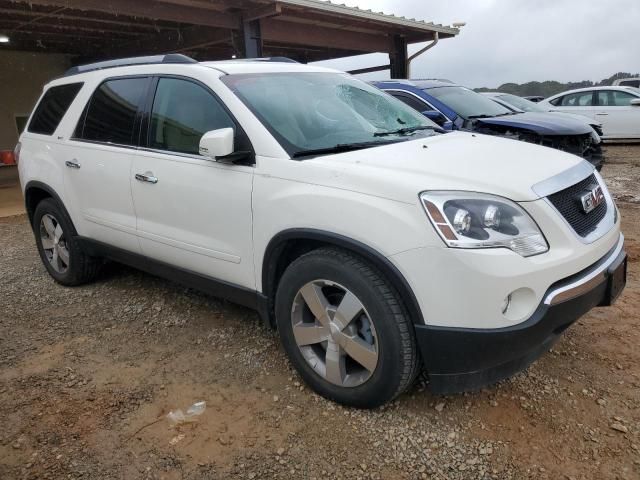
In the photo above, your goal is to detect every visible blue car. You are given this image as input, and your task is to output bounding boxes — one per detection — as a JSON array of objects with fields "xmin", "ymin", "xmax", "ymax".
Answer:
[{"xmin": 373, "ymin": 80, "xmax": 603, "ymax": 169}]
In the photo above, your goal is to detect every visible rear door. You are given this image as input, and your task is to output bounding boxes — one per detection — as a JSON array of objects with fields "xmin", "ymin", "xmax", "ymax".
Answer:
[
  {"xmin": 60, "ymin": 76, "xmax": 151, "ymax": 253},
  {"xmin": 130, "ymin": 76, "xmax": 255, "ymax": 289},
  {"xmin": 549, "ymin": 90, "xmax": 596, "ymax": 119},
  {"xmin": 593, "ymin": 90, "xmax": 640, "ymax": 139}
]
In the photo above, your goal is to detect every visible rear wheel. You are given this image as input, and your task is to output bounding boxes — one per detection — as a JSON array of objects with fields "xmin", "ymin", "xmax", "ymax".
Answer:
[
  {"xmin": 33, "ymin": 198, "xmax": 100, "ymax": 286},
  {"xmin": 275, "ymin": 247, "xmax": 420, "ymax": 408}
]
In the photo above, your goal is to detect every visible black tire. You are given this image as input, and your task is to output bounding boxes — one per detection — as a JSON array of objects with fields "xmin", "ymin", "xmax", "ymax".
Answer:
[
  {"xmin": 275, "ymin": 247, "xmax": 420, "ymax": 408},
  {"xmin": 33, "ymin": 197, "xmax": 100, "ymax": 286}
]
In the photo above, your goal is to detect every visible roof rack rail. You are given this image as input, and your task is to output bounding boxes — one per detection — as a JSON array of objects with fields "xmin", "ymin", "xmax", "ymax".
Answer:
[
  {"xmin": 255, "ymin": 57, "xmax": 298, "ymax": 63},
  {"xmin": 225, "ymin": 56, "xmax": 299, "ymax": 63},
  {"xmin": 64, "ymin": 54, "xmax": 197, "ymax": 77}
]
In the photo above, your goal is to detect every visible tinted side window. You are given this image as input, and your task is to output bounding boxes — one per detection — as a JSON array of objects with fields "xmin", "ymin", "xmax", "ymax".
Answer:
[
  {"xmin": 390, "ymin": 92, "xmax": 430, "ymax": 112},
  {"xmin": 560, "ymin": 91, "xmax": 593, "ymax": 107},
  {"xmin": 149, "ymin": 78, "xmax": 234, "ymax": 155},
  {"xmin": 78, "ymin": 77, "xmax": 148, "ymax": 145},
  {"xmin": 549, "ymin": 96, "xmax": 562, "ymax": 106},
  {"xmin": 597, "ymin": 90, "xmax": 636, "ymax": 106},
  {"xmin": 28, "ymin": 83, "xmax": 83, "ymax": 135}
]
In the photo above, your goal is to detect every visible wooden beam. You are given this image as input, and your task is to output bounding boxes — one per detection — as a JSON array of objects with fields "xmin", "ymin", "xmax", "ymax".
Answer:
[
  {"xmin": 5, "ymin": 28, "xmax": 119, "ymax": 41},
  {"xmin": 3, "ymin": 34, "xmax": 106, "ymax": 55},
  {"xmin": 243, "ymin": 2, "xmax": 282, "ymax": 23},
  {"xmin": 4, "ymin": 0, "xmax": 242, "ymax": 29},
  {"xmin": 0, "ymin": 19, "xmax": 147, "ymax": 37},
  {"xmin": 0, "ymin": 7, "xmax": 174, "ymax": 30},
  {"xmin": 116, "ymin": 25, "xmax": 233, "ymax": 56},
  {"xmin": 261, "ymin": 17, "xmax": 389, "ymax": 53},
  {"xmin": 348, "ymin": 64, "xmax": 390, "ymax": 75}
]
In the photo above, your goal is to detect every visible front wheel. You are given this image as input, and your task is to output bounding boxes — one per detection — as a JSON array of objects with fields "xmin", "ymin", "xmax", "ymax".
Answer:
[{"xmin": 275, "ymin": 247, "xmax": 420, "ymax": 408}]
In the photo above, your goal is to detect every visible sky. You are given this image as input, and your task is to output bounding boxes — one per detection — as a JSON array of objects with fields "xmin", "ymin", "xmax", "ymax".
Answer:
[{"xmin": 314, "ymin": 0, "xmax": 640, "ymax": 88}]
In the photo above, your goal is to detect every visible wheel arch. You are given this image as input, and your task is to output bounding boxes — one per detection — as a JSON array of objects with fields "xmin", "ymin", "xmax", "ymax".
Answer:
[
  {"xmin": 24, "ymin": 181, "xmax": 73, "ymax": 232},
  {"xmin": 262, "ymin": 229, "xmax": 425, "ymax": 327}
]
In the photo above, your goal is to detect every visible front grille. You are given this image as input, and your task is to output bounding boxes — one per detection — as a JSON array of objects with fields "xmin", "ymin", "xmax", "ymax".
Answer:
[
  {"xmin": 545, "ymin": 133, "xmax": 593, "ymax": 158},
  {"xmin": 547, "ymin": 174, "xmax": 607, "ymax": 237}
]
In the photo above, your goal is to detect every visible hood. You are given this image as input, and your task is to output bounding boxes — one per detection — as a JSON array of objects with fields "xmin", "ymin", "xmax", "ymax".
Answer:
[
  {"xmin": 476, "ymin": 111, "xmax": 594, "ymax": 135},
  {"xmin": 270, "ymin": 132, "xmax": 587, "ymax": 204}
]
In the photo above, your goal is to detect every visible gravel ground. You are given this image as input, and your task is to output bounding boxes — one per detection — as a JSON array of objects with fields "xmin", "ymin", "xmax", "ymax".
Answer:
[{"xmin": 1, "ymin": 145, "xmax": 639, "ymax": 480}]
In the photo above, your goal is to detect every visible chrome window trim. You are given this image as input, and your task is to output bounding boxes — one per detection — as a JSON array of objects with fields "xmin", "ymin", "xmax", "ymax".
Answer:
[
  {"xmin": 382, "ymin": 88, "xmax": 453, "ymax": 123},
  {"xmin": 136, "ymin": 146, "xmax": 257, "ymax": 167},
  {"xmin": 544, "ymin": 233, "xmax": 624, "ymax": 305}
]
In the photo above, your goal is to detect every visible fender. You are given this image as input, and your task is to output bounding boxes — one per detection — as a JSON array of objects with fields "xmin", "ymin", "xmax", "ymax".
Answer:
[
  {"xmin": 24, "ymin": 181, "xmax": 73, "ymax": 231},
  {"xmin": 262, "ymin": 228, "xmax": 425, "ymax": 325}
]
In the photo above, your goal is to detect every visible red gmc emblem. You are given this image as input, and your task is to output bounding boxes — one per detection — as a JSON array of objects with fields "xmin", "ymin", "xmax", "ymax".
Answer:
[{"xmin": 580, "ymin": 185, "xmax": 605, "ymax": 214}]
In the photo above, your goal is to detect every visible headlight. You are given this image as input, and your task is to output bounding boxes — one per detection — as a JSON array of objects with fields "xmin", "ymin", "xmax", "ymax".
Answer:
[{"xmin": 420, "ymin": 191, "xmax": 548, "ymax": 257}]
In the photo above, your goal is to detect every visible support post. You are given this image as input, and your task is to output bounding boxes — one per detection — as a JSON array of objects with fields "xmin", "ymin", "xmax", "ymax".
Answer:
[
  {"xmin": 389, "ymin": 34, "xmax": 408, "ymax": 79},
  {"xmin": 242, "ymin": 19, "xmax": 263, "ymax": 58}
]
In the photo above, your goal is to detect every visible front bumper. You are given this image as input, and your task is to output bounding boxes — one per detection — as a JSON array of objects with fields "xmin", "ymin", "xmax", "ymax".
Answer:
[{"xmin": 417, "ymin": 237, "xmax": 627, "ymax": 394}]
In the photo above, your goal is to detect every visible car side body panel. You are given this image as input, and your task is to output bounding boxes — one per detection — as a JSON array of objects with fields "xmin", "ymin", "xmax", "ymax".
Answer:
[{"xmin": 540, "ymin": 87, "xmax": 640, "ymax": 140}]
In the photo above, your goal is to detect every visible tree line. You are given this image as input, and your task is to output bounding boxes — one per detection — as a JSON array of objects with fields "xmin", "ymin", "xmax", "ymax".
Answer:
[{"xmin": 475, "ymin": 72, "xmax": 639, "ymax": 98}]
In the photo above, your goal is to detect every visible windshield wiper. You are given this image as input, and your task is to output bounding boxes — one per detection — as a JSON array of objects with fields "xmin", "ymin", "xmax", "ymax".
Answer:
[
  {"xmin": 373, "ymin": 125, "xmax": 442, "ymax": 137},
  {"xmin": 292, "ymin": 141, "xmax": 393, "ymax": 158}
]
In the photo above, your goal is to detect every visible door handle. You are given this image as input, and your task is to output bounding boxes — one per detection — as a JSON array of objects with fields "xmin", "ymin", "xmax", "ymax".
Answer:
[
  {"xmin": 595, "ymin": 113, "xmax": 609, "ymax": 116},
  {"xmin": 135, "ymin": 172, "xmax": 158, "ymax": 184},
  {"xmin": 65, "ymin": 160, "xmax": 80, "ymax": 169}
]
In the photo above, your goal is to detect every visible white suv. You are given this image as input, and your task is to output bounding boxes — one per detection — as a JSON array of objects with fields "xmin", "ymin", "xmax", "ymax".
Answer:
[{"xmin": 17, "ymin": 55, "xmax": 627, "ymax": 408}]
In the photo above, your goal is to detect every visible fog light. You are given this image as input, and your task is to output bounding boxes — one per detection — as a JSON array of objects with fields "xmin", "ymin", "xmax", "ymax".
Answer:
[{"xmin": 501, "ymin": 294, "xmax": 512, "ymax": 314}]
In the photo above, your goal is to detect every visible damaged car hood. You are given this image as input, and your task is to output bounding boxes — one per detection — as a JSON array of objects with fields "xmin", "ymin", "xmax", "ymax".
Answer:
[{"xmin": 476, "ymin": 112, "xmax": 594, "ymax": 136}]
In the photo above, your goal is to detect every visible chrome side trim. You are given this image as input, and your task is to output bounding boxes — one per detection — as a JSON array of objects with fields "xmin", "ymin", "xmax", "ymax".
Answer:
[
  {"xmin": 531, "ymin": 161, "xmax": 594, "ymax": 198},
  {"xmin": 544, "ymin": 233, "xmax": 624, "ymax": 305}
]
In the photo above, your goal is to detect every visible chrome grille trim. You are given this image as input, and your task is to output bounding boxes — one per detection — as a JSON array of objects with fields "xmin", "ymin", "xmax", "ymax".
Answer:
[
  {"xmin": 544, "ymin": 171, "xmax": 616, "ymax": 244},
  {"xmin": 531, "ymin": 161, "xmax": 594, "ymax": 198}
]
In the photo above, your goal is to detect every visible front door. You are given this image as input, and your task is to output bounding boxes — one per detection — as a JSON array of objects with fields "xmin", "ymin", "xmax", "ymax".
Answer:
[
  {"xmin": 130, "ymin": 76, "xmax": 255, "ymax": 289},
  {"xmin": 593, "ymin": 90, "xmax": 640, "ymax": 139}
]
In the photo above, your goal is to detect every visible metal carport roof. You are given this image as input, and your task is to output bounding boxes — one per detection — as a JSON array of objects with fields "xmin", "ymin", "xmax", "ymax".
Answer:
[{"xmin": 0, "ymin": 0, "xmax": 460, "ymax": 77}]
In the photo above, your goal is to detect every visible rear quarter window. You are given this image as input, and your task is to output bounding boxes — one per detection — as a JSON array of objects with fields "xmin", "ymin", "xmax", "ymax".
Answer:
[{"xmin": 27, "ymin": 83, "xmax": 83, "ymax": 135}]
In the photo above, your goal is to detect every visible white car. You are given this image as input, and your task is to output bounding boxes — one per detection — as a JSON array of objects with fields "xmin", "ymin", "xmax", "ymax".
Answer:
[
  {"xmin": 540, "ymin": 86, "xmax": 640, "ymax": 141},
  {"xmin": 17, "ymin": 55, "xmax": 627, "ymax": 408},
  {"xmin": 613, "ymin": 78, "xmax": 640, "ymax": 89}
]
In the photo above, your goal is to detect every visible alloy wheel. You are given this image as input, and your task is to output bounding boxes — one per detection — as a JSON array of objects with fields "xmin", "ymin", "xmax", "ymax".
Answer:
[
  {"xmin": 39, "ymin": 213, "xmax": 69, "ymax": 274},
  {"xmin": 291, "ymin": 280, "xmax": 378, "ymax": 387}
]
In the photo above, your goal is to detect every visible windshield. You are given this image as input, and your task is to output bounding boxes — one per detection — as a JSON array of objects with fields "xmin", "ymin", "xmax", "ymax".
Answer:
[
  {"xmin": 496, "ymin": 94, "xmax": 545, "ymax": 113},
  {"xmin": 222, "ymin": 72, "xmax": 439, "ymax": 157},
  {"xmin": 426, "ymin": 86, "xmax": 513, "ymax": 119}
]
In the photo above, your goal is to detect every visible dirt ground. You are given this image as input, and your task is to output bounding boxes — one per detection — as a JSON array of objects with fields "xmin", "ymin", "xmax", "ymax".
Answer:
[{"xmin": 1, "ymin": 146, "xmax": 639, "ymax": 480}]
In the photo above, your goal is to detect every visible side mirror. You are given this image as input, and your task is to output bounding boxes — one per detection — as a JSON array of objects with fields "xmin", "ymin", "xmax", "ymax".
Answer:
[
  {"xmin": 199, "ymin": 128, "xmax": 234, "ymax": 160},
  {"xmin": 421, "ymin": 110, "xmax": 446, "ymax": 126},
  {"xmin": 630, "ymin": 99, "xmax": 640, "ymax": 107}
]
